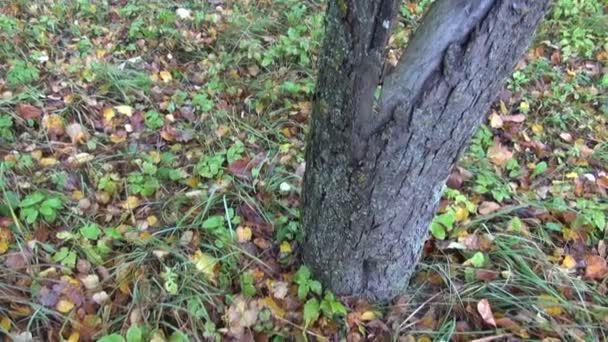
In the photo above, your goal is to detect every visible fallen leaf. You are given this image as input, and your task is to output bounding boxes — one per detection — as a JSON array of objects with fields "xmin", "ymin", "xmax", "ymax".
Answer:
[
  {"xmin": 227, "ymin": 296, "xmax": 259, "ymax": 337},
  {"xmin": 489, "ymin": 112, "xmax": 503, "ymax": 128},
  {"xmin": 478, "ymin": 201, "xmax": 501, "ymax": 215},
  {"xmin": 585, "ymin": 255, "xmax": 608, "ymax": 280},
  {"xmin": 122, "ymin": 196, "xmax": 140, "ymax": 210},
  {"xmin": 159, "ymin": 70, "xmax": 172, "ymax": 82},
  {"xmin": 477, "ymin": 299, "xmax": 496, "ymax": 327},
  {"xmin": 114, "ymin": 105, "xmax": 133, "ymax": 117},
  {"xmin": 487, "ymin": 142, "xmax": 513, "ymax": 167},
  {"xmin": 190, "ymin": 250, "xmax": 218, "ymax": 282},
  {"xmin": 66, "ymin": 123, "xmax": 89, "ymax": 144},
  {"xmin": 236, "ymin": 226, "xmax": 252, "ymax": 242},
  {"xmin": 259, "ymin": 296, "xmax": 286, "ymax": 318},
  {"xmin": 42, "ymin": 114, "xmax": 65, "ymax": 136},
  {"xmin": 56, "ymin": 299, "xmax": 75, "ymax": 313},
  {"xmin": 17, "ymin": 103, "xmax": 42, "ymax": 120},
  {"xmin": 562, "ymin": 255, "xmax": 577, "ymax": 269},
  {"xmin": 502, "ymin": 114, "xmax": 526, "ymax": 123}
]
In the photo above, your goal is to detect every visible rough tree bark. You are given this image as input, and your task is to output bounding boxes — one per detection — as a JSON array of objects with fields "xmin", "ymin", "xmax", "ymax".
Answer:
[{"xmin": 302, "ymin": 0, "xmax": 552, "ymax": 301}]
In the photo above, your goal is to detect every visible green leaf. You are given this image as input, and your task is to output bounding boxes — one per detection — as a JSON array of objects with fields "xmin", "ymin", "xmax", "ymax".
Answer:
[
  {"xmin": 303, "ymin": 298, "xmax": 320, "ymax": 325},
  {"xmin": 202, "ymin": 215, "xmax": 224, "ymax": 229},
  {"xmin": 430, "ymin": 221, "xmax": 446, "ymax": 240},
  {"xmin": 297, "ymin": 283, "xmax": 309, "ymax": 300},
  {"xmin": 309, "ymin": 280, "xmax": 322, "ymax": 295},
  {"xmin": 80, "ymin": 223, "xmax": 102, "ymax": 240},
  {"xmin": 23, "ymin": 207, "xmax": 39, "ymax": 224},
  {"xmin": 294, "ymin": 266, "xmax": 311, "ymax": 284},
  {"xmin": 53, "ymin": 247, "xmax": 70, "ymax": 262},
  {"xmin": 98, "ymin": 334, "xmax": 126, "ymax": 342},
  {"xmin": 42, "ymin": 197, "xmax": 62, "ymax": 209},
  {"xmin": 469, "ymin": 252, "xmax": 485, "ymax": 268},
  {"xmin": 126, "ymin": 325, "xmax": 144, "ymax": 342},
  {"xmin": 19, "ymin": 192, "xmax": 45, "ymax": 207},
  {"xmin": 532, "ymin": 161, "xmax": 548, "ymax": 177},
  {"xmin": 169, "ymin": 331, "xmax": 189, "ymax": 342}
]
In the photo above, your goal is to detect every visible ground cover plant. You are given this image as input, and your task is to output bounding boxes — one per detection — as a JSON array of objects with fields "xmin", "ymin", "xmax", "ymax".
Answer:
[{"xmin": 0, "ymin": 0, "xmax": 607, "ymax": 340}]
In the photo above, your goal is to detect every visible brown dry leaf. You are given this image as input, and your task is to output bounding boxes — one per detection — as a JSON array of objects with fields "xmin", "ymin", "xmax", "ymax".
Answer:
[
  {"xmin": 478, "ymin": 201, "xmax": 501, "ymax": 215},
  {"xmin": 477, "ymin": 299, "xmax": 496, "ymax": 327},
  {"xmin": 487, "ymin": 142, "xmax": 513, "ymax": 167},
  {"xmin": 17, "ymin": 103, "xmax": 42, "ymax": 120},
  {"xmin": 585, "ymin": 255, "xmax": 608, "ymax": 280},
  {"xmin": 227, "ymin": 296, "xmax": 259, "ymax": 337}
]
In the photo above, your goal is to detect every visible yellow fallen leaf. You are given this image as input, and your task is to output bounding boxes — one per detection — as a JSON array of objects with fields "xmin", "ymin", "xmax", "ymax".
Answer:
[
  {"xmin": 71, "ymin": 190, "xmax": 84, "ymax": 201},
  {"xmin": 260, "ymin": 296, "xmax": 286, "ymax": 318},
  {"xmin": 31, "ymin": 150, "xmax": 43, "ymax": 160},
  {"xmin": 0, "ymin": 316, "xmax": 11, "ymax": 331},
  {"xmin": 565, "ymin": 172, "xmax": 578, "ymax": 179},
  {"xmin": 279, "ymin": 241, "xmax": 292, "ymax": 254},
  {"xmin": 531, "ymin": 123, "xmax": 543, "ymax": 134},
  {"xmin": 146, "ymin": 215, "xmax": 158, "ymax": 227},
  {"xmin": 114, "ymin": 105, "xmax": 133, "ymax": 117},
  {"xmin": 185, "ymin": 177, "xmax": 199, "ymax": 188},
  {"xmin": 190, "ymin": 250, "xmax": 218, "ymax": 282},
  {"xmin": 159, "ymin": 70, "xmax": 172, "ymax": 83},
  {"xmin": 0, "ymin": 241, "xmax": 8, "ymax": 254},
  {"xmin": 102, "ymin": 107, "xmax": 115, "ymax": 123},
  {"xmin": 236, "ymin": 226, "xmax": 252, "ymax": 242},
  {"xmin": 42, "ymin": 114, "xmax": 65, "ymax": 136},
  {"xmin": 56, "ymin": 299, "xmax": 75, "ymax": 313},
  {"xmin": 562, "ymin": 255, "xmax": 576, "ymax": 269},
  {"xmin": 122, "ymin": 196, "xmax": 140, "ymax": 210},
  {"xmin": 360, "ymin": 311, "xmax": 377, "ymax": 321},
  {"xmin": 67, "ymin": 331, "xmax": 80, "ymax": 342},
  {"xmin": 455, "ymin": 206, "xmax": 469, "ymax": 222},
  {"xmin": 110, "ymin": 133, "xmax": 127, "ymax": 144},
  {"xmin": 39, "ymin": 157, "xmax": 58, "ymax": 167}
]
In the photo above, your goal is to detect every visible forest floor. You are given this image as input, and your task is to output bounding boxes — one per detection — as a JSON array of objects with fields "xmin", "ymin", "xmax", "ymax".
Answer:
[{"xmin": 0, "ymin": 0, "xmax": 607, "ymax": 341}]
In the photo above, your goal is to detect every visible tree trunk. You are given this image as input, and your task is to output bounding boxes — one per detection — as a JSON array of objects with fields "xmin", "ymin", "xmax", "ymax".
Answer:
[{"xmin": 302, "ymin": 0, "xmax": 552, "ymax": 301}]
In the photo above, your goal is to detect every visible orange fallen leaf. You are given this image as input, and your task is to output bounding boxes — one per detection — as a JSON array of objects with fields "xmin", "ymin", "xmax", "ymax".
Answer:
[
  {"xmin": 477, "ymin": 299, "xmax": 496, "ymax": 327},
  {"xmin": 585, "ymin": 255, "xmax": 608, "ymax": 280}
]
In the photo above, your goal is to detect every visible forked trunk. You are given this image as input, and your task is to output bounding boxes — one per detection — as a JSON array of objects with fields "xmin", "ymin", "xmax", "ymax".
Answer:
[{"xmin": 302, "ymin": 0, "xmax": 551, "ymax": 301}]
